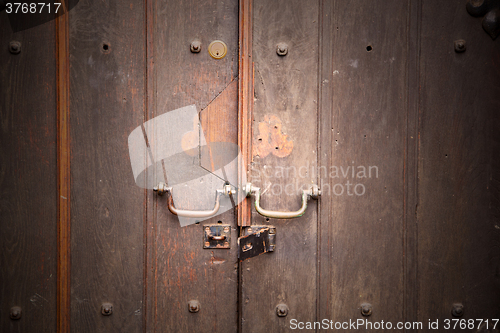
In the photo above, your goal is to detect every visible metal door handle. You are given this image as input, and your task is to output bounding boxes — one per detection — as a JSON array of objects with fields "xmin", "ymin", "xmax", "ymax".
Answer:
[
  {"xmin": 244, "ymin": 183, "xmax": 320, "ymax": 219},
  {"xmin": 153, "ymin": 182, "xmax": 234, "ymax": 218},
  {"xmin": 209, "ymin": 235, "xmax": 226, "ymax": 241}
]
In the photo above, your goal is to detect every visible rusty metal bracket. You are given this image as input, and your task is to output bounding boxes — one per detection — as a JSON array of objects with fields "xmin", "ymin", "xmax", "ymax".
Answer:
[
  {"xmin": 238, "ymin": 226, "xmax": 276, "ymax": 260},
  {"xmin": 203, "ymin": 224, "xmax": 231, "ymax": 249}
]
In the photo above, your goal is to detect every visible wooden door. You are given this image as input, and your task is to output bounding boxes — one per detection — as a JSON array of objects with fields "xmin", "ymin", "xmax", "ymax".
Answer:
[{"xmin": 1, "ymin": 0, "xmax": 499, "ymax": 332}]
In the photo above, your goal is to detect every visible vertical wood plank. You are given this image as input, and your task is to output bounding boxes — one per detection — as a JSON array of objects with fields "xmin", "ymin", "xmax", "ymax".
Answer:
[
  {"xmin": 0, "ymin": 13, "xmax": 58, "ymax": 333},
  {"xmin": 242, "ymin": 0, "xmax": 319, "ymax": 331},
  {"xmin": 153, "ymin": 0, "xmax": 239, "ymax": 331},
  {"xmin": 143, "ymin": 0, "xmax": 156, "ymax": 331},
  {"xmin": 417, "ymin": 0, "xmax": 500, "ymax": 325},
  {"xmin": 404, "ymin": 0, "xmax": 421, "ymax": 329},
  {"xmin": 69, "ymin": 0, "xmax": 145, "ymax": 332},
  {"xmin": 317, "ymin": 0, "xmax": 334, "ymax": 323},
  {"xmin": 56, "ymin": 8, "xmax": 71, "ymax": 333},
  {"xmin": 238, "ymin": 0, "xmax": 254, "ymax": 227},
  {"xmin": 318, "ymin": 0, "xmax": 409, "ymax": 330}
]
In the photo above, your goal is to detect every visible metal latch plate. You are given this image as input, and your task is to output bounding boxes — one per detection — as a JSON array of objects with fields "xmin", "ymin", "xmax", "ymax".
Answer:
[
  {"xmin": 203, "ymin": 224, "xmax": 231, "ymax": 249},
  {"xmin": 238, "ymin": 226, "xmax": 276, "ymax": 260}
]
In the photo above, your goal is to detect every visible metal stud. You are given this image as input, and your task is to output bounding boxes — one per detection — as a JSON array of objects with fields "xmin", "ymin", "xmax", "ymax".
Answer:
[
  {"xmin": 101, "ymin": 303, "xmax": 113, "ymax": 316},
  {"xmin": 361, "ymin": 303, "xmax": 372, "ymax": 316},
  {"xmin": 10, "ymin": 306, "xmax": 21, "ymax": 320},
  {"xmin": 276, "ymin": 303, "xmax": 288, "ymax": 317},
  {"xmin": 454, "ymin": 39, "xmax": 466, "ymax": 53},
  {"xmin": 452, "ymin": 303, "xmax": 464, "ymax": 317},
  {"xmin": 9, "ymin": 41, "xmax": 21, "ymax": 55},
  {"xmin": 188, "ymin": 300, "xmax": 200, "ymax": 313},
  {"xmin": 276, "ymin": 43, "xmax": 288, "ymax": 56},
  {"xmin": 190, "ymin": 40, "xmax": 201, "ymax": 53}
]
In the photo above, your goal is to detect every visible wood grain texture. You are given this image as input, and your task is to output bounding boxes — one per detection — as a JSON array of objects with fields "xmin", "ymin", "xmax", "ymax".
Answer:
[
  {"xmin": 69, "ymin": 0, "xmax": 145, "ymax": 332},
  {"xmin": 238, "ymin": 0, "xmax": 253, "ymax": 227},
  {"xmin": 0, "ymin": 12, "xmax": 58, "ymax": 333},
  {"xmin": 56, "ymin": 9, "xmax": 71, "ymax": 333},
  {"xmin": 143, "ymin": 0, "xmax": 156, "ymax": 332},
  {"xmin": 242, "ymin": 0, "xmax": 319, "ymax": 331},
  {"xmin": 404, "ymin": 0, "xmax": 421, "ymax": 328},
  {"xmin": 417, "ymin": 0, "xmax": 500, "ymax": 326},
  {"xmin": 153, "ymin": 0, "xmax": 239, "ymax": 331},
  {"xmin": 317, "ymin": 0, "xmax": 334, "ymax": 323},
  {"xmin": 318, "ymin": 0, "xmax": 409, "ymax": 330}
]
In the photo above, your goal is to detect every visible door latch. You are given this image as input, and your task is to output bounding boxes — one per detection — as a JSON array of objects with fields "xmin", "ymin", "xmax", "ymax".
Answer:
[
  {"xmin": 203, "ymin": 224, "xmax": 231, "ymax": 249},
  {"xmin": 238, "ymin": 226, "xmax": 276, "ymax": 260}
]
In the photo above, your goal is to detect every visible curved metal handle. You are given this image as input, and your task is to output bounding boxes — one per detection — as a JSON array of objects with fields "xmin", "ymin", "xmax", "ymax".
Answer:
[
  {"xmin": 154, "ymin": 183, "xmax": 234, "ymax": 218},
  {"xmin": 209, "ymin": 235, "xmax": 226, "ymax": 241},
  {"xmin": 244, "ymin": 183, "xmax": 321, "ymax": 219}
]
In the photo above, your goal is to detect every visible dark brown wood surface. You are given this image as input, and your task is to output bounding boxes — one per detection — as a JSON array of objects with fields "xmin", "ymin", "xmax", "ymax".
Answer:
[
  {"xmin": 68, "ymin": 0, "xmax": 145, "ymax": 331},
  {"xmin": 151, "ymin": 0, "xmax": 239, "ymax": 331},
  {"xmin": 242, "ymin": 0, "xmax": 320, "ymax": 331},
  {"xmin": 317, "ymin": 0, "xmax": 409, "ymax": 331},
  {"xmin": 0, "ymin": 14, "xmax": 58, "ymax": 333},
  {"xmin": 0, "ymin": 1, "xmax": 499, "ymax": 332},
  {"xmin": 56, "ymin": 9, "xmax": 71, "ymax": 332},
  {"xmin": 417, "ymin": 0, "xmax": 500, "ymax": 328}
]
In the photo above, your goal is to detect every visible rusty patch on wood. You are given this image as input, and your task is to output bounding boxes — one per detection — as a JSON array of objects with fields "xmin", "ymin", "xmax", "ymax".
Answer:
[{"xmin": 253, "ymin": 115, "xmax": 293, "ymax": 158}]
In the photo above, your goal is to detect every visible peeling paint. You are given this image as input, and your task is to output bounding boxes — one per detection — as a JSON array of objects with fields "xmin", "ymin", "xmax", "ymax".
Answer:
[{"xmin": 253, "ymin": 115, "xmax": 293, "ymax": 158}]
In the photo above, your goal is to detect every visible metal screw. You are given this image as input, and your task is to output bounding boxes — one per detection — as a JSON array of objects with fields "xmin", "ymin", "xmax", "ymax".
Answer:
[
  {"xmin": 190, "ymin": 40, "xmax": 201, "ymax": 53},
  {"xmin": 101, "ymin": 303, "xmax": 113, "ymax": 316},
  {"xmin": 276, "ymin": 43, "xmax": 288, "ymax": 56},
  {"xmin": 224, "ymin": 241, "xmax": 229, "ymax": 247},
  {"xmin": 188, "ymin": 300, "xmax": 200, "ymax": 313},
  {"xmin": 361, "ymin": 303, "xmax": 372, "ymax": 316},
  {"xmin": 10, "ymin": 306, "xmax": 21, "ymax": 320},
  {"xmin": 454, "ymin": 39, "xmax": 466, "ymax": 53},
  {"xmin": 9, "ymin": 41, "xmax": 21, "ymax": 55},
  {"xmin": 223, "ymin": 226, "xmax": 230, "ymax": 233},
  {"xmin": 452, "ymin": 303, "xmax": 464, "ymax": 317},
  {"xmin": 269, "ymin": 228, "xmax": 276, "ymax": 234},
  {"xmin": 204, "ymin": 241, "xmax": 210, "ymax": 247},
  {"xmin": 276, "ymin": 303, "xmax": 289, "ymax": 317},
  {"xmin": 247, "ymin": 227, "xmax": 252, "ymax": 233},
  {"xmin": 205, "ymin": 227, "xmax": 210, "ymax": 231}
]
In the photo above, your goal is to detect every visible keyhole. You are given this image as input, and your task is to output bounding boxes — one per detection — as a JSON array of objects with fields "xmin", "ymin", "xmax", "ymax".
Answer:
[{"xmin": 208, "ymin": 40, "xmax": 227, "ymax": 59}]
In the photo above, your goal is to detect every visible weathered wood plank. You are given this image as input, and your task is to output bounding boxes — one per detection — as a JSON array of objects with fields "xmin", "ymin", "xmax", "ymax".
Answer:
[
  {"xmin": 69, "ymin": 0, "xmax": 145, "ymax": 331},
  {"xmin": 143, "ymin": 0, "xmax": 156, "ymax": 332},
  {"xmin": 0, "ymin": 13, "xmax": 58, "ymax": 333},
  {"xmin": 404, "ymin": 0, "xmax": 421, "ymax": 328},
  {"xmin": 242, "ymin": 0, "xmax": 319, "ymax": 331},
  {"xmin": 238, "ymin": 0, "xmax": 254, "ymax": 227},
  {"xmin": 317, "ymin": 0, "xmax": 335, "ymax": 323},
  {"xmin": 319, "ymin": 0, "xmax": 409, "ymax": 330},
  {"xmin": 417, "ymin": 0, "xmax": 500, "ymax": 325},
  {"xmin": 56, "ymin": 8, "xmax": 71, "ymax": 332},
  {"xmin": 153, "ymin": 0, "xmax": 239, "ymax": 331}
]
